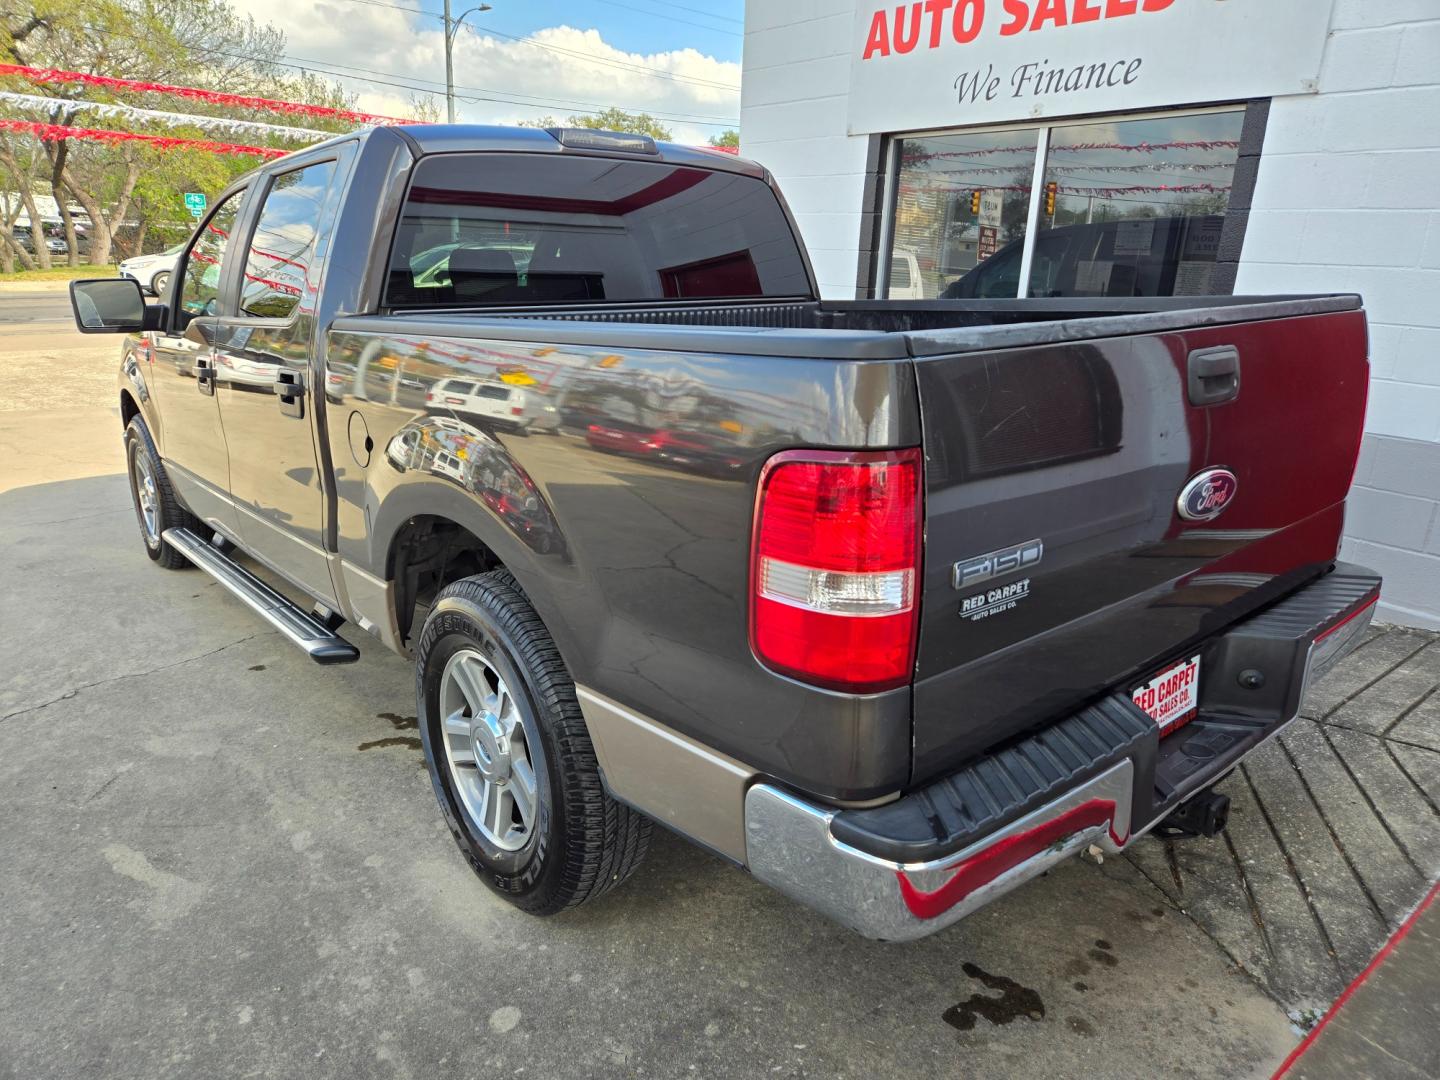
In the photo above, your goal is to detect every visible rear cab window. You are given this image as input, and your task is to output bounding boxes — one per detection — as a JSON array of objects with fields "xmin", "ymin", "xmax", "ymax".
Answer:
[{"xmin": 383, "ymin": 153, "xmax": 812, "ymax": 310}]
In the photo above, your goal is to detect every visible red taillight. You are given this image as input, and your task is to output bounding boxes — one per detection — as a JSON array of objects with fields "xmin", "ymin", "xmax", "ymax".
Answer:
[
  {"xmin": 511, "ymin": 406, "xmax": 524, "ymax": 416},
  {"xmin": 749, "ymin": 448, "xmax": 922, "ymax": 693}
]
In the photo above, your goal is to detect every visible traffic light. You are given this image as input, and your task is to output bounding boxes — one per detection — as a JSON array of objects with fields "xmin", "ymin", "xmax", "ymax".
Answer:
[
  {"xmin": 1044, "ymin": 181, "xmax": 1057, "ymax": 216},
  {"xmin": 970, "ymin": 189, "xmax": 982, "ymax": 215}
]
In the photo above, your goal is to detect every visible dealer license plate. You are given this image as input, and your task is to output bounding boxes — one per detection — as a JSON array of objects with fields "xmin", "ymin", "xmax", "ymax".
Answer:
[{"xmin": 1132, "ymin": 655, "xmax": 1200, "ymax": 734}]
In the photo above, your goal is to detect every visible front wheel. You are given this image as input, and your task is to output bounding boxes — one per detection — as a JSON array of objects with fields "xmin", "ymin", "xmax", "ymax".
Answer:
[
  {"xmin": 416, "ymin": 570, "xmax": 651, "ymax": 915},
  {"xmin": 150, "ymin": 270, "xmax": 170, "ymax": 297},
  {"xmin": 124, "ymin": 416, "xmax": 201, "ymax": 569}
]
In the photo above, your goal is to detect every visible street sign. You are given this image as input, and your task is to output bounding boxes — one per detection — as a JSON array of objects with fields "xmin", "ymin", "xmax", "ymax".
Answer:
[{"xmin": 183, "ymin": 192, "xmax": 207, "ymax": 218}]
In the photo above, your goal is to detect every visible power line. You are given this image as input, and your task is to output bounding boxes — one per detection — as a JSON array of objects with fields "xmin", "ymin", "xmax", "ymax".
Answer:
[
  {"xmin": 74, "ymin": 27, "xmax": 741, "ymax": 127},
  {"xmin": 260, "ymin": 49, "xmax": 740, "ymax": 125},
  {"xmin": 584, "ymin": 0, "xmax": 741, "ymax": 35},
  {"xmin": 634, "ymin": 0, "xmax": 743, "ymax": 24},
  {"xmin": 327, "ymin": 0, "xmax": 740, "ymax": 90}
]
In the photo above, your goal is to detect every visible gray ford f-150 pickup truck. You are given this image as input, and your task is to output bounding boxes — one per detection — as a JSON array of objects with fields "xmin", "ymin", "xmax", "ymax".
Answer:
[{"xmin": 71, "ymin": 124, "xmax": 1380, "ymax": 940}]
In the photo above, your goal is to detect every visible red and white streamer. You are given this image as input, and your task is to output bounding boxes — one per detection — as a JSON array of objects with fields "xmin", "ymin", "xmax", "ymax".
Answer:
[
  {"xmin": 0, "ymin": 117, "xmax": 288, "ymax": 158},
  {"xmin": 0, "ymin": 62, "xmax": 413, "ymax": 126},
  {"xmin": 0, "ymin": 90, "xmax": 329, "ymax": 139},
  {"xmin": 904, "ymin": 139, "xmax": 1241, "ymax": 162},
  {"xmin": 899, "ymin": 180, "xmax": 1232, "ymax": 197}
]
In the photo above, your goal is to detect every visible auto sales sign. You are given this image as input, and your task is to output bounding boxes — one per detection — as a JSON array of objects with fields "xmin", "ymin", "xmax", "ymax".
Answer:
[{"xmin": 847, "ymin": 0, "xmax": 1328, "ymax": 135}]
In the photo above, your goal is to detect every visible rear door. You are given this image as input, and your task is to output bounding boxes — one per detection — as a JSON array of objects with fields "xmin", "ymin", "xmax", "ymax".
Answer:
[
  {"xmin": 211, "ymin": 153, "xmax": 349, "ymax": 604},
  {"xmin": 909, "ymin": 304, "xmax": 1369, "ymax": 783}
]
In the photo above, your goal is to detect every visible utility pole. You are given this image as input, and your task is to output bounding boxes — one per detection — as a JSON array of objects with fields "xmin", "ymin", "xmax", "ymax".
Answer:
[{"xmin": 443, "ymin": 0, "xmax": 492, "ymax": 124}]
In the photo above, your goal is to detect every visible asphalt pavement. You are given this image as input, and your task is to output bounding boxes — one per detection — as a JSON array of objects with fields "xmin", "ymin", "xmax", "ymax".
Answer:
[{"xmin": 0, "ymin": 284, "xmax": 1435, "ymax": 1079}]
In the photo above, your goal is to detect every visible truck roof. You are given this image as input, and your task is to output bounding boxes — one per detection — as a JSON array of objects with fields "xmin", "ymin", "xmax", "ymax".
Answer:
[{"xmin": 289, "ymin": 123, "xmax": 766, "ymax": 180}]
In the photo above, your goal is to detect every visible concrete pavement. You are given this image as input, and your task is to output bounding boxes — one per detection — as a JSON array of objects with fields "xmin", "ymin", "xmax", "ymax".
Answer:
[{"xmin": 1, "ymin": 295, "xmax": 1436, "ymax": 1078}]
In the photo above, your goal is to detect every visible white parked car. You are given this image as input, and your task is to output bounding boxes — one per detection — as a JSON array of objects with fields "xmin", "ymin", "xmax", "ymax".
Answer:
[
  {"xmin": 887, "ymin": 250, "xmax": 926, "ymax": 299},
  {"xmin": 427, "ymin": 377, "xmax": 547, "ymax": 434},
  {"xmin": 118, "ymin": 242, "xmax": 184, "ymax": 297}
]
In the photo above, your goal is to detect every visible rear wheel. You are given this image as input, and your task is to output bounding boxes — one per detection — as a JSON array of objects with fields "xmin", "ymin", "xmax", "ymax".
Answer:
[
  {"xmin": 124, "ymin": 416, "xmax": 200, "ymax": 569},
  {"xmin": 416, "ymin": 569, "xmax": 651, "ymax": 915}
]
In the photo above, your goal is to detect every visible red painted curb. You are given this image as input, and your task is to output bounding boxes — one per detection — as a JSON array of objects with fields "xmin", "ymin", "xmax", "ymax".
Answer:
[{"xmin": 1271, "ymin": 878, "xmax": 1440, "ymax": 1079}]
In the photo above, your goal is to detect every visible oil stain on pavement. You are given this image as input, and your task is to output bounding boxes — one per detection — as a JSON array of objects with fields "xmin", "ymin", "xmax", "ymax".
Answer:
[
  {"xmin": 942, "ymin": 962, "xmax": 1045, "ymax": 1031},
  {"xmin": 358, "ymin": 713, "xmax": 421, "ymax": 752}
]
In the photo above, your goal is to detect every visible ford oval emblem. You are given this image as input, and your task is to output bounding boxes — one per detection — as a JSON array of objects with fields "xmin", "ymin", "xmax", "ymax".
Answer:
[{"xmin": 1177, "ymin": 468, "xmax": 1238, "ymax": 521}]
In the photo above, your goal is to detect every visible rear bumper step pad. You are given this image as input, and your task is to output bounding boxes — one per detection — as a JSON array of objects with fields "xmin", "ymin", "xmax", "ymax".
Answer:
[{"xmin": 163, "ymin": 527, "xmax": 359, "ymax": 665}]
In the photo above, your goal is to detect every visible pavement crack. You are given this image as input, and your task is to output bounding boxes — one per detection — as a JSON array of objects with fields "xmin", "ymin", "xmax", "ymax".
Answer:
[
  {"xmin": 1319, "ymin": 633, "xmax": 1433, "ymax": 723},
  {"xmin": 1382, "ymin": 674, "xmax": 1440, "ymax": 737},
  {"xmin": 1162, "ymin": 838, "xmax": 1185, "ymax": 895},
  {"xmin": 0, "ymin": 632, "xmax": 270, "ymax": 722},
  {"xmin": 11, "ymin": 506, "xmax": 130, "ymax": 528},
  {"xmin": 1317, "ymin": 725, "xmax": 1425, "ymax": 880},
  {"xmin": 1223, "ymin": 827, "xmax": 1274, "ymax": 958},
  {"xmin": 1383, "ymin": 742, "xmax": 1440, "ymax": 820},
  {"xmin": 1277, "ymin": 736, "xmax": 1392, "ymax": 932},
  {"xmin": 1314, "ymin": 719, "xmax": 1440, "ymax": 757},
  {"xmin": 1240, "ymin": 763, "xmax": 1345, "ymax": 978}
]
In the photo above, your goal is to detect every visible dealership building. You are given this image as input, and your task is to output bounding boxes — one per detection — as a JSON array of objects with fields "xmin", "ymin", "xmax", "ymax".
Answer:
[{"xmin": 740, "ymin": 0, "xmax": 1440, "ymax": 627}]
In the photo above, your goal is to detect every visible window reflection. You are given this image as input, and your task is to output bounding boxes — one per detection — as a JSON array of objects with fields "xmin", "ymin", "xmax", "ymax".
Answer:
[
  {"xmin": 179, "ymin": 193, "xmax": 243, "ymax": 317},
  {"xmin": 887, "ymin": 109, "xmax": 1246, "ymax": 300},
  {"xmin": 240, "ymin": 160, "xmax": 338, "ymax": 319},
  {"xmin": 1027, "ymin": 111, "xmax": 1243, "ymax": 298},
  {"xmin": 888, "ymin": 128, "xmax": 1038, "ymax": 299}
]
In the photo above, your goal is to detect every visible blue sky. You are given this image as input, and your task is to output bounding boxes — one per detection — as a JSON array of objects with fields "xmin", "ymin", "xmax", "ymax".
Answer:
[
  {"xmin": 454, "ymin": 0, "xmax": 744, "ymax": 60},
  {"xmin": 240, "ymin": 0, "xmax": 747, "ymax": 142}
]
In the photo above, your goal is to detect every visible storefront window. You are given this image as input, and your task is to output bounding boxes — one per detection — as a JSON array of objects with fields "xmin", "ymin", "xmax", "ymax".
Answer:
[
  {"xmin": 1028, "ymin": 111, "xmax": 1245, "ymax": 298},
  {"xmin": 887, "ymin": 129, "xmax": 1038, "ymax": 299},
  {"xmin": 885, "ymin": 108, "xmax": 1246, "ymax": 301}
]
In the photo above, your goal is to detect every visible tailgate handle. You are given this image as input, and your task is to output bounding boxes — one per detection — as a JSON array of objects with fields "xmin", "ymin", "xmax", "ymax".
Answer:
[{"xmin": 1188, "ymin": 345, "xmax": 1240, "ymax": 406}]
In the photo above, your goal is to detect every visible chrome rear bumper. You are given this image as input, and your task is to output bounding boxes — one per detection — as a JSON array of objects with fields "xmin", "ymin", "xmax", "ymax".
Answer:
[
  {"xmin": 744, "ymin": 564, "xmax": 1380, "ymax": 941},
  {"xmin": 746, "ymin": 760, "xmax": 1134, "ymax": 941}
]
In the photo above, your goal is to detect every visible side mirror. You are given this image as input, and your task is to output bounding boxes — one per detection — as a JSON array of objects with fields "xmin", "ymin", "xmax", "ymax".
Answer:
[{"xmin": 69, "ymin": 278, "xmax": 155, "ymax": 334}]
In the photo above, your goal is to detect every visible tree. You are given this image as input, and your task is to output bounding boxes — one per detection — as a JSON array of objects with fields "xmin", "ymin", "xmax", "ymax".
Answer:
[
  {"xmin": 1, "ymin": 0, "xmax": 365, "ymax": 265},
  {"xmin": 708, "ymin": 130, "xmax": 738, "ymax": 149},
  {"xmin": 520, "ymin": 107, "xmax": 672, "ymax": 141}
]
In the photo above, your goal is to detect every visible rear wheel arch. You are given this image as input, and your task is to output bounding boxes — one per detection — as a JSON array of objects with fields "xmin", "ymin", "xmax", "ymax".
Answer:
[{"xmin": 386, "ymin": 513, "xmax": 505, "ymax": 647}]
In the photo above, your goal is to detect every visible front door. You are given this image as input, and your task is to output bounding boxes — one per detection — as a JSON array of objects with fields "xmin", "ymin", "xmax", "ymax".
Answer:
[
  {"xmin": 212, "ymin": 156, "xmax": 345, "ymax": 605},
  {"xmin": 147, "ymin": 189, "xmax": 247, "ymax": 534}
]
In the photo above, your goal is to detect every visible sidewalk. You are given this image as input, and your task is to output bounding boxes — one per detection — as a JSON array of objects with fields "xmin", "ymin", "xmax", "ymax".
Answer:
[{"xmin": 1276, "ymin": 881, "xmax": 1439, "ymax": 1079}]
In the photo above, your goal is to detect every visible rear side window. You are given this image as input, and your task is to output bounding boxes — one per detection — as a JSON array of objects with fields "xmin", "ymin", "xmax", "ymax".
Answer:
[{"xmin": 384, "ymin": 153, "xmax": 812, "ymax": 309}]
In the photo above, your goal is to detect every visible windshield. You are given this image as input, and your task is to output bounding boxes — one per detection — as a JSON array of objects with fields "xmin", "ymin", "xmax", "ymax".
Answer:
[{"xmin": 384, "ymin": 153, "xmax": 812, "ymax": 310}]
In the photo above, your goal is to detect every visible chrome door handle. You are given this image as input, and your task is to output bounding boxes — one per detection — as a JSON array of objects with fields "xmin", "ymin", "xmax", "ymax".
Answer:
[
  {"xmin": 195, "ymin": 354, "xmax": 216, "ymax": 396},
  {"xmin": 276, "ymin": 369, "xmax": 305, "ymax": 419}
]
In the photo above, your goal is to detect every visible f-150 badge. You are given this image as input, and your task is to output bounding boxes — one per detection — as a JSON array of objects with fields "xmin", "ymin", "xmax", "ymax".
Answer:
[{"xmin": 952, "ymin": 538, "xmax": 1043, "ymax": 590}]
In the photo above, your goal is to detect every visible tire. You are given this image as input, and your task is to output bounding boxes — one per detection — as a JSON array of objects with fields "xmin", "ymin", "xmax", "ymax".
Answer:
[
  {"xmin": 124, "ymin": 416, "xmax": 201, "ymax": 569},
  {"xmin": 416, "ymin": 569, "xmax": 651, "ymax": 915},
  {"xmin": 150, "ymin": 271, "xmax": 169, "ymax": 297}
]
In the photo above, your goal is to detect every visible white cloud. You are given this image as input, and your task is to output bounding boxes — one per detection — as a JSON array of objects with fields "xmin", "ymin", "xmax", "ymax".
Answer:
[{"xmin": 235, "ymin": 0, "xmax": 740, "ymax": 144}]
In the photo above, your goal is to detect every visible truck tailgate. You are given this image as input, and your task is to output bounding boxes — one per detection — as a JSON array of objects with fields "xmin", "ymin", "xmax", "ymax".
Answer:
[{"xmin": 911, "ymin": 306, "xmax": 1368, "ymax": 784}]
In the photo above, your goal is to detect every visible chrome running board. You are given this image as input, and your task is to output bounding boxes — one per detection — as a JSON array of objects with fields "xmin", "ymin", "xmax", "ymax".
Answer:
[{"xmin": 162, "ymin": 527, "xmax": 360, "ymax": 665}]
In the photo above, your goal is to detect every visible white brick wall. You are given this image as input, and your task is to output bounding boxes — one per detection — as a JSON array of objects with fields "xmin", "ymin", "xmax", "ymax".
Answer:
[
  {"xmin": 740, "ymin": 0, "xmax": 869, "ymax": 296},
  {"xmin": 1235, "ymin": 8, "xmax": 1440, "ymax": 627}
]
